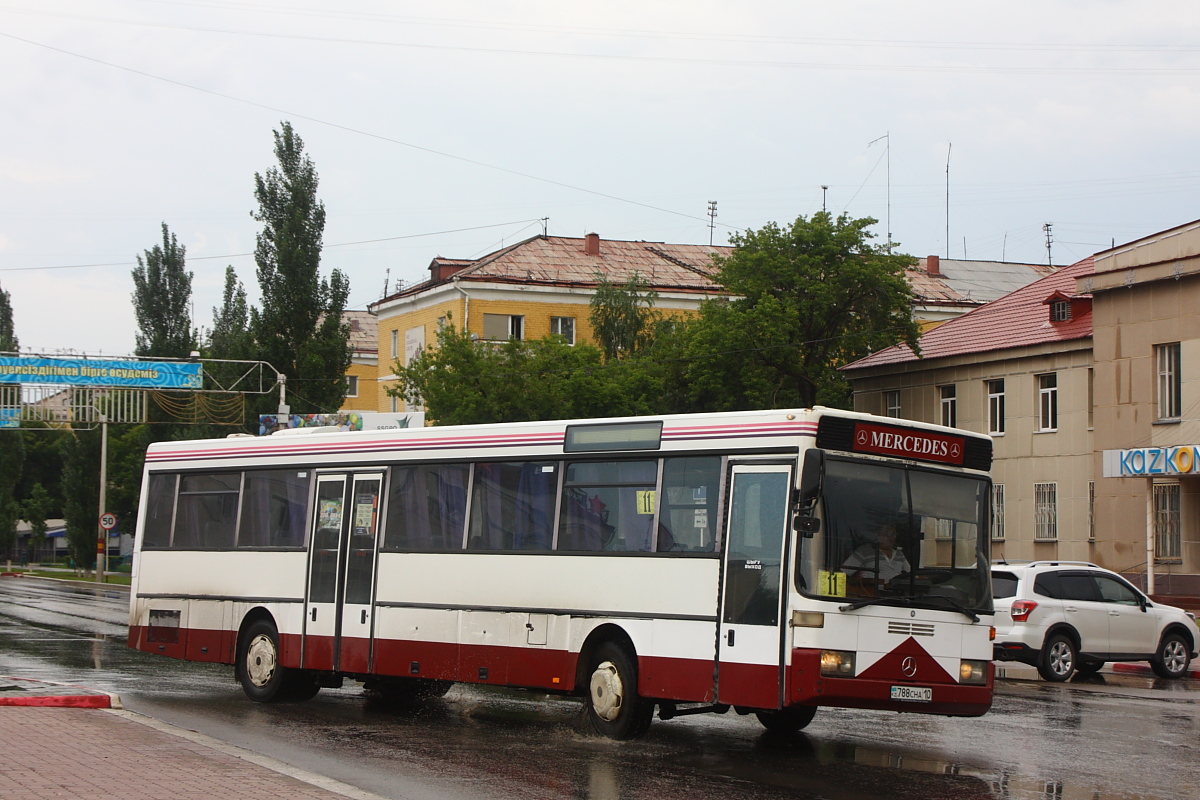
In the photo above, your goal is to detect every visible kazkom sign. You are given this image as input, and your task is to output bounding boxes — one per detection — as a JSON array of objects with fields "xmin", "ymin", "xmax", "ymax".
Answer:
[
  {"xmin": 1103, "ymin": 445, "xmax": 1200, "ymax": 477},
  {"xmin": 851, "ymin": 423, "xmax": 966, "ymax": 466}
]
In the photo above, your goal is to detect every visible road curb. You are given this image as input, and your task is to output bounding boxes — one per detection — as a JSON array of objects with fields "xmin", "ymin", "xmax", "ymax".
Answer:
[
  {"xmin": 1111, "ymin": 662, "xmax": 1200, "ymax": 680},
  {"xmin": 0, "ymin": 573, "xmax": 131, "ymax": 590},
  {"xmin": 0, "ymin": 676, "xmax": 121, "ymax": 709}
]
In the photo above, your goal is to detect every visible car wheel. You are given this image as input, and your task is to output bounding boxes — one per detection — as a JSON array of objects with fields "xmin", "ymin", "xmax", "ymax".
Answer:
[
  {"xmin": 1038, "ymin": 634, "xmax": 1077, "ymax": 682},
  {"xmin": 1151, "ymin": 632, "xmax": 1192, "ymax": 679},
  {"xmin": 237, "ymin": 619, "xmax": 288, "ymax": 702},
  {"xmin": 584, "ymin": 641, "xmax": 654, "ymax": 739},
  {"xmin": 756, "ymin": 705, "xmax": 817, "ymax": 733}
]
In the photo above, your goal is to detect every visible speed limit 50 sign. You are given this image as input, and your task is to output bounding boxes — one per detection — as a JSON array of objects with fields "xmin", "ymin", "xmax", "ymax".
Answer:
[{"xmin": 99, "ymin": 512, "xmax": 117, "ymax": 531}]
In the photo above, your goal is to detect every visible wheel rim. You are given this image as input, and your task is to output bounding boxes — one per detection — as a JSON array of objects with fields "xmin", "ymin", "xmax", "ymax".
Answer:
[
  {"xmin": 245, "ymin": 633, "xmax": 277, "ymax": 688},
  {"xmin": 589, "ymin": 660, "xmax": 624, "ymax": 722},
  {"xmin": 1048, "ymin": 641, "xmax": 1073, "ymax": 677},
  {"xmin": 1163, "ymin": 640, "xmax": 1188, "ymax": 674}
]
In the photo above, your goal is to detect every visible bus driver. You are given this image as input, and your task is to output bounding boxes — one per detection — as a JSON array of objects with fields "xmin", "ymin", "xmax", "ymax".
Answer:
[{"xmin": 842, "ymin": 523, "xmax": 910, "ymax": 594}]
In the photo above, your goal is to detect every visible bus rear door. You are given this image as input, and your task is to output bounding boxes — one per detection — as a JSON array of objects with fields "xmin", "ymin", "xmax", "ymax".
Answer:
[
  {"xmin": 716, "ymin": 463, "xmax": 792, "ymax": 710},
  {"xmin": 303, "ymin": 472, "xmax": 383, "ymax": 674}
]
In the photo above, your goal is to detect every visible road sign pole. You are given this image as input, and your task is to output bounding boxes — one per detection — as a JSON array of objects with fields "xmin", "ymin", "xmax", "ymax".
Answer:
[{"xmin": 96, "ymin": 415, "xmax": 107, "ymax": 584}]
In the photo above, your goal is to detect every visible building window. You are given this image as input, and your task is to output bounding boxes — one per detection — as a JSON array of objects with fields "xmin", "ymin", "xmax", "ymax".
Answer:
[
  {"xmin": 939, "ymin": 385, "xmax": 957, "ymax": 428},
  {"xmin": 437, "ymin": 315, "xmax": 447, "ymax": 331},
  {"xmin": 1038, "ymin": 373, "xmax": 1058, "ymax": 431},
  {"xmin": 1034, "ymin": 482, "xmax": 1057, "ymax": 541},
  {"xmin": 885, "ymin": 390, "xmax": 900, "ymax": 419},
  {"xmin": 1088, "ymin": 481, "xmax": 1095, "ymax": 541},
  {"xmin": 991, "ymin": 484, "xmax": 1005, "ymax": 541},
  {"xmin": 483, "ymin": 313, "xmax": 524, "ymax": 341},
  {"xmin": 550, "ymin": 316, "xmax": 576, "ymax": 345},
  {"xmin": 1156, "ymin": 343, "xmax": 1181, "ymax": 421},
  {"xmin": 1154, "ymin": 483, "xmax": 1182, "ymax": 562},
  {"xmin": 1050, "ymin": 300, "xmax": 1072, "ymax": 322},
  {"xmin": 390, "ymin": 329, "xmax": 399, "ymax": 359},
  {"xmin": 987, "ymin": 379, "xmax": 1005, "ymax": 435},
  {"xmin": 345, "ymin": 375, "xmax": 358, "ymax": 398},
  {"xmin": 390, "ymin": 395, "xmax": 398, "ymax": 413}
]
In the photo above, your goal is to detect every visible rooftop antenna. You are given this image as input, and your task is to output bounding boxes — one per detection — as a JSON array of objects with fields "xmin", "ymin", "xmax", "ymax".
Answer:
[
  {"xmin": 868, "ymin": 132, "xmax": 891, "ymax": 247},
  {"xmin": 541, "ymin": 217, "xmax": 548, "ymax": 237},
  {"xmin": 381, "ymin": 268, "xmax": 390, "ymax": 298},
  {"xmin": 1002, "ymin": 232, "xmax": 1007, "ymax": 262},
  {"xmin": 945, "ymin": 142, "xmax": 952, "ymax": 259},
  {"xmin": 707, "ymin": 200, "xmax": 718, "ymax": 246},
  {"xmin": 821, "ymin": 185, "xmax": 828, "ymax": 213},
  {"xmin": 1043, "ymin": 222, "xmax": 1054, "ymax": 267}
]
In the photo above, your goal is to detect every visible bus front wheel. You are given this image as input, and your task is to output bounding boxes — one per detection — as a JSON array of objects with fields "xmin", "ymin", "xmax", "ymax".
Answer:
[
  {"xmin": 584, "ymin": 641, "xmax": 654, "ymax": 740},
  {"xmin": 237, "ymin": 619, "xmax": 288, "ymax": 702},
  {"xmin": 756, "ymin": 704, "xmax": 817, "ymax": 733}
]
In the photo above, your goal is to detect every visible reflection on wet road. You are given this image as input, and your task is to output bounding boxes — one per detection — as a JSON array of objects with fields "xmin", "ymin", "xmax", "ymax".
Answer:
[{"xmin": 2, "ymin": 577, "xmax": 1197, "ymax": 800}]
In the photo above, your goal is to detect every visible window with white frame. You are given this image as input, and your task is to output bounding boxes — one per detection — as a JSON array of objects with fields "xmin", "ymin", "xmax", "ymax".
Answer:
[
  {"xmin": 1156, "ymin": 343, "xmax": 1181, "ymax": 421},
  {"xmin": 550, "ymin": 316, "xmax": 576, "ymax": 344},
  {"xmin": 345, "ymin": 375, "xmax": 358, "ymax": 397},
  {"xmin": 1034, "ymin": 482, "xmax": 1057, "ymax": 540},
  {"xmin": 987, "ymin": 379, "xmax": 1005, "ymax": 435},
  {"xmin": 1154, "ymin": 482, "xmax": 1182, "ymax": 561},
  {"xmin": 1038, "ymin": 373, "xmax": 1058, "ymax": 431},
  {"xmin": 991, "ymin": 484, "xmax": 1005, "ymax": 540},
  {"xmin": 482, "ymin": 313, "xmax": 524, "ymax": 341},
  {"xmin": 1050, "ymin": 300, "xmax": 1072, "ymax": 322},
  {"xmin": 885, "ymin": 390, "xmax": 901, "ymax": 419},
  {"xmin": 390, "ymin": 395, "xmax": 398, "ymax": 413},
  {"xmin": 390, "ymin": 329, "xmax": 399, "ymax": 359},
  {"xmin": 939, "ymin": 384, "xmax": 957, "ymax": 428}
]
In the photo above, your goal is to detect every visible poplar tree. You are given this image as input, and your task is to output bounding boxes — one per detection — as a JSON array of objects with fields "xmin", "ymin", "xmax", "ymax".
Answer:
[
  {"xmin": 0, "ymin": 280, "xmax": 16, "ymax": 352},
  {"xmin": 250, "ymin": 122, "xmax": 350, "ymax": 414},
  {"xmin": 0, "ymin": 281, "xmax": 21, "ymax": 560},
  {"xmin": 132, "ymin": 223, "xmax": 196, "ymax": 359}
]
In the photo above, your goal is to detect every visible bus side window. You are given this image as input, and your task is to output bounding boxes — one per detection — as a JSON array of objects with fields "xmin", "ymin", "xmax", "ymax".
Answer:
[
  {"xmin": 141, "ymin": 474, "xmax": 177, "ymax": 549},
  {"xmin": 238, "ymin": 470, "xmax": 310, "ymax": 548},
  {"xmin": 659, "ymin": 457, "xmax": 721, "ymax": 552},
  {"xmin": 385, "ymin": 464, "xmax": 468, "ymax": 550},
  {"xmin": 558, "ymin": 461, "xmax": 657, "ymax": 553},
  {"xmin": 174, "ymin": 473, "xmax": 239, "ymax": 549},
  {"xmin": 468, "ymin": 462, "xmax": 557, "ymax": 551}
]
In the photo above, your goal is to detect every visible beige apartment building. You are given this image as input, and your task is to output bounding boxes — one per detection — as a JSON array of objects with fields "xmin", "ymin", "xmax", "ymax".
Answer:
[
  {"xmin": 1089, "ymin": 221, "xmax": 1200, "ymax": 596},
  {"xmin": 843, "ymin": 258, "xmax": 1100, "ymax": 568}
]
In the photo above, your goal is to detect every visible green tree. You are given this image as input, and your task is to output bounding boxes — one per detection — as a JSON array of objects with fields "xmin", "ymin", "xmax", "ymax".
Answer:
[
  {"xmin": 0, "ymin": 279, "xmax": 16, "ymax": 352},
  {"xmin": 132, "ymin": 223, "xmax": 196, "ymax": 359},
  {"xmin": 61, "ymin": 428, "xmax": 100, "ymax": 571},
  {"xmin": 393, "ymin": 319, "xmax": 666, "ymax": 425},
  {"xmin": 208, "ymin": 266, "xmax": 254, "ymax": 362},
  {"xmin": 589, "ymin": 272, "xmax": 662, "ymax": 361},
  {"xmin": 683, "ymin": 212, "xmax": 918, "ymax": 410},
  {"xmin": 22, "ymin": 482, "xmax": 52, "ymax": 561},
  {"xmin": 250, "ymin": 121, "xmax": 351, "ymax": 414},
  {"xmin": 0, "ymin": 496, "xmax": 19, "ymax": 562}
]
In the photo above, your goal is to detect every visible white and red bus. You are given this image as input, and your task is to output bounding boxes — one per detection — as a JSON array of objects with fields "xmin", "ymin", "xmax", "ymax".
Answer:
[{"xmin": 129, "ymin": 408, "xmax": 995, "ymax": 738}]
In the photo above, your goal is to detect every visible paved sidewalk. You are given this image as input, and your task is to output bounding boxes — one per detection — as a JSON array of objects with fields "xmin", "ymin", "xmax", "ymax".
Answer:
[
  {"xmin": 0, "ymin": 705, "xmax": 392, "ymax": 800},
  {"xmin": 0, "ymin": 676, "xmax": 117, "ymax": 708}
]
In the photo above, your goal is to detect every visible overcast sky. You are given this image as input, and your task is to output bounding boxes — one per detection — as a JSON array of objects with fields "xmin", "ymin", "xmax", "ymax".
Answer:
[{"xmin": 3, "ymin": 1, "xmax": 1199, "ymax": 356}]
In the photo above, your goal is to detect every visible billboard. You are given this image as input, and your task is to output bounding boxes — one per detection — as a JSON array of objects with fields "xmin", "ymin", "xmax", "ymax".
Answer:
[
  {"xmin": 258, "ymin": 411, "xmax": 425, "ymax": 436},
  {"xmin": 0, "ymin": 357, "xmax": 203, "ymax": 389}
]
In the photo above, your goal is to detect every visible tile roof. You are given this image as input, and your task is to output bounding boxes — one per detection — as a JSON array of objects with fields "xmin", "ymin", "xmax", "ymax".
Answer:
[
  {"xmin": 845, "ymin": 256, "xmax": 1094, "ymax": 371},
  {"xmin": 377, "ymin": 235, "xmax": 731, "ymax": 304},
  {"xmin": 342, "ymin": 310, "xmax": 377, "ymax": 354},
  {"xmin": 909, "ymin": 257, "xmax": 1055, "ymax": 308}
]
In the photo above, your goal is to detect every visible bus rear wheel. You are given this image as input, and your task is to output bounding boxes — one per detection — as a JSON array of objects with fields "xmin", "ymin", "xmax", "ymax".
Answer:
[
  {"xmin": 755, "ymin": 705, "xmax": 817, "ymax": 733},
  {"xmin": 584, "ymin": 641, "xmax": 654, "ymax": 740},
  {"xmin": 237, "ymin": 619, "xmax": 288, "ymax": 702}
]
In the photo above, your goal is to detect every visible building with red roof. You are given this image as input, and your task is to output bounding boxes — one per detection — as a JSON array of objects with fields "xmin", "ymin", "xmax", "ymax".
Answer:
[{"xmin": 843, "ymin": 257, "xmax": 1098, "ymax": 569}]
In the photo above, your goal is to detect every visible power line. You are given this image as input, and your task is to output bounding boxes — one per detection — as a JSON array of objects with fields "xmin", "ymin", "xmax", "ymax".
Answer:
[{"xmin": 0, "ymin": 31, "xmax": 742, "ymax": 232}]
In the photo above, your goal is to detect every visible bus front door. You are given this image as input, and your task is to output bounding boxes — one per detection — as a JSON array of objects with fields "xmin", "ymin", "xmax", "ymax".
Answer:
[
  {"xmin": 716, "ymin": 464, "xmax": 792, "ymax": 710},
  {"xmin": 303, "ymin": 472, "xmax": 383, "ymax": 674}
]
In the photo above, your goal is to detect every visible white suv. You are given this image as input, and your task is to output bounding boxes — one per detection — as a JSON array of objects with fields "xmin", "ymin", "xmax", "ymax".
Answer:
[{"xmin": 992, "ymin": 561, "xmax": 1198, "ymax": 681}]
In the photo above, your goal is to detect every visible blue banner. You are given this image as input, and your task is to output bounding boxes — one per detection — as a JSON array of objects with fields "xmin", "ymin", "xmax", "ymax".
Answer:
[{"xmin": 0, "ymin": 357, "xmax": 203, "ymax": 389}]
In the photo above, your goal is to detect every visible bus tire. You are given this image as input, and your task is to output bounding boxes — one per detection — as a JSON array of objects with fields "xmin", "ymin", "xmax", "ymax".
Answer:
[
  {"xmin": 584, "ymin": 641, "xmax": 654, "ymax": 740},
  {"xmin": 237, "ymin": 619, "xmax": 288, "ymax": 702},
  {"xmin": 755, "ymin": 705, "xmax": 817, "ymax": 733}
]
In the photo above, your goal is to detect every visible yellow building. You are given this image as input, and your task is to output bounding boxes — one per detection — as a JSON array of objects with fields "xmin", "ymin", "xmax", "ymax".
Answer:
[
  {"xmin": 368, "ymin": 233, "xmax": 731, "ymax": 414},
  {"xmin": 337, "ymin": 310, "xmax": 378, "ymax": 413}
]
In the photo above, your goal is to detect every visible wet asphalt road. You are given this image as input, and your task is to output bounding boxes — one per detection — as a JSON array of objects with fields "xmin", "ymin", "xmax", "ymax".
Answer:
[{"xmin": 1, "ymin": 577, "xmax": 1198, "ymax": 800}]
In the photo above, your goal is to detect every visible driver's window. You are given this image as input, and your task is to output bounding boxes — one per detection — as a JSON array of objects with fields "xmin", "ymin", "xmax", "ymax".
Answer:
[{"xmin": 1095, "ymin": 575, "xmax": 1141, "ymax": 606}]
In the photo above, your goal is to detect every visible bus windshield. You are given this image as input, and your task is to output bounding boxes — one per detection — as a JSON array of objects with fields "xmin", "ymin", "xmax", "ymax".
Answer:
[{"xmin": 800, "ymin": 458, "xmax": 992, "ymax": 613}]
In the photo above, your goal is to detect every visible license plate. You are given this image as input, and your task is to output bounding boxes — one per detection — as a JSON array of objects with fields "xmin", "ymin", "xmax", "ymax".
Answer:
[{"xmin": 890, "ymin": 685, "xmax": 932, "ymax": 702}]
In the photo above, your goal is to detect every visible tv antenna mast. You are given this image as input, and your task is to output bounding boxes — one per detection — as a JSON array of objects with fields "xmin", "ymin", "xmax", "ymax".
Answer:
[
  {"xmin": 707, "ymin": 201, "xmax": 718, "ymax": 246},
  {"xmin": 869, "ymin": 132, "xmax": 891, "ymax": 247},
  {"xmin": 1043, "ymin": 222, "xmax": 1054, "ymax": 267}
]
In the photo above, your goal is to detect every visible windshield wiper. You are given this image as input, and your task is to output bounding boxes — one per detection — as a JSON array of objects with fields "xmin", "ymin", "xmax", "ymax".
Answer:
[{"xmin": 838, "ymin": 594, "xmax": 980, "ymax": 622}]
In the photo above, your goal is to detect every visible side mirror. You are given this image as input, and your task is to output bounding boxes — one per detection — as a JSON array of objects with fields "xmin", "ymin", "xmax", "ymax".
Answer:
[
  {"xmin": 798, "ymin": 449, "xmax": 825, "ymax": 506},
  {"xmin": 793, "ymin": 516, "xmax": 821, "ymax": 538}
]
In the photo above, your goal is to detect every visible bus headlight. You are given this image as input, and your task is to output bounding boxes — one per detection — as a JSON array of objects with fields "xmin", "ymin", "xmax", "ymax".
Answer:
[
  {"xmin": 960, "ymin": 660, "xmax": 988, "ymax": 685},
  {"xmin": 820, "ymin": 650, "xmax": 856, "ymax": 677}
]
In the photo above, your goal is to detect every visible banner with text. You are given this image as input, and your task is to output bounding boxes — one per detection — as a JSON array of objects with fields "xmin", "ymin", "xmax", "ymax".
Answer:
[{"xmin": 0, "ymin": 356, "xmax": 203, "ymax": 389}]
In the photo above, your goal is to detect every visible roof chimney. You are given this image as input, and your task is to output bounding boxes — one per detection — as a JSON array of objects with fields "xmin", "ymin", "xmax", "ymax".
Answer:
[
  {"xmin": 926, "ymin": 255, "xmax": 942, "ymax": 277},
  {"xmin": 585, "ymin": 232, "xmax": 600, "ymax": 256}
]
